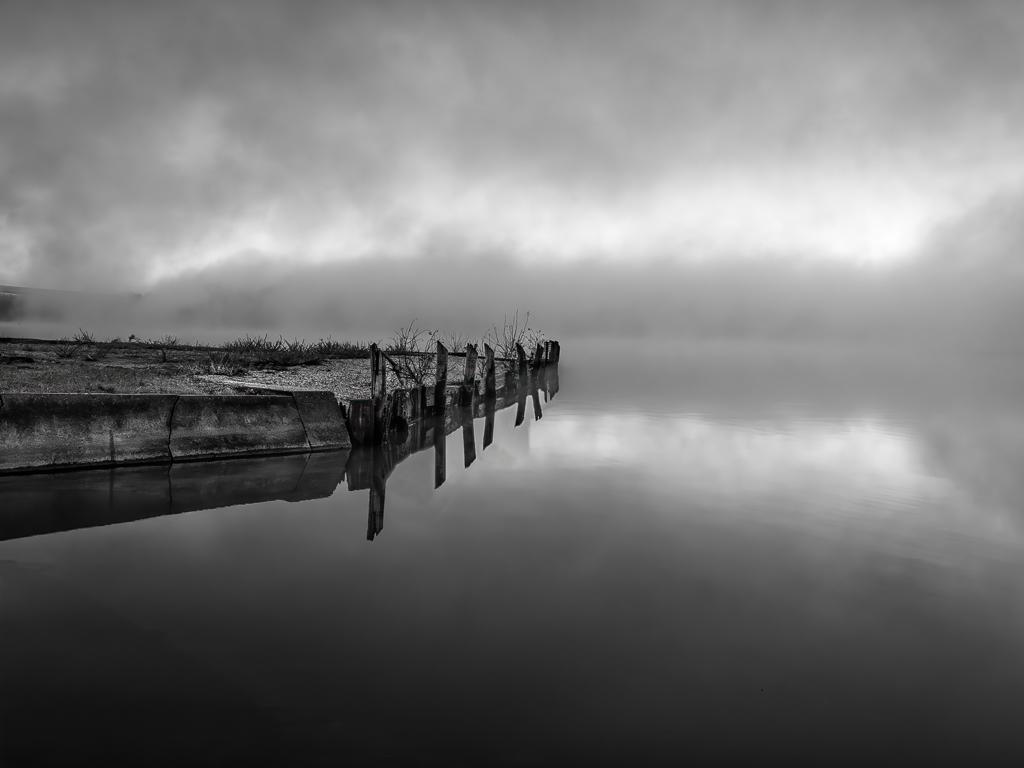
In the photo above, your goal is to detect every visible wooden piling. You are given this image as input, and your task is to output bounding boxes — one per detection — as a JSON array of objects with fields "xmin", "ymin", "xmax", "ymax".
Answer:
[
  {"xmin": 348, "ymin": 399, "xmax": 376, "ymax": 445},
  {"xmin": 461, "ymin": 343, "xmax": 478, "ymax": 406},
  {"xmin": 533, "ymin": 342, "xmax": 544, "ymax": 369},
  {"xmin": 434, "ymin": 341, "xmax": 448, "ymax": 415},
  {"xmin": 516, "ymin": 343, "xmax": 528, "ymax": 383},
  {"xmin": 483, "ymin": 343, "xmax": 496, "ymax": 399}
]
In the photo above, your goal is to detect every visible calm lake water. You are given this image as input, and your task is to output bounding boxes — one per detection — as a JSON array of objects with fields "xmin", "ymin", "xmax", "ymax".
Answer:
[{"xmin": 3, "ymin": 339, "xmax": 1024, "ymax": 765}]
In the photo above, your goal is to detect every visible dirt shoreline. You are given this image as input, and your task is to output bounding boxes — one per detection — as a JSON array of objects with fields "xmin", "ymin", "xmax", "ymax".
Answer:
[{"xmin": 0, "ymin": 337, "xmax": 470, "ymax": 401}]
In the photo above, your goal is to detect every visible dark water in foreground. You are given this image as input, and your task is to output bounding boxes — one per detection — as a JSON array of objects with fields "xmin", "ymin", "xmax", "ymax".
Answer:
[{"xmin": 4, "ymin": 340, "xmax": 1024, "ymax": 765}]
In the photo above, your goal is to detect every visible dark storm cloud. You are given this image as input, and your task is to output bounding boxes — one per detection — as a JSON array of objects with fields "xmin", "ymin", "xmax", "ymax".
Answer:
[{"xmin": 3, "ymin": 0, "xmax": 1024, "ymax": 290}]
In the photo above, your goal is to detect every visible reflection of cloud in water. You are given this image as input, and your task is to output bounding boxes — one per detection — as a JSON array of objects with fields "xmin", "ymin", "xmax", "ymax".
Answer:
[{"xmin": 532, "ymin": 413, "xmax": 1024, "ymax": 561}]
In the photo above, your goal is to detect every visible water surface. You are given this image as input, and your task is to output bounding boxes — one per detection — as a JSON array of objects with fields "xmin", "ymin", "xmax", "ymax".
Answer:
[{"xmin": 3, "ymin": 340, "xmax": 1024, "ymax": 765}]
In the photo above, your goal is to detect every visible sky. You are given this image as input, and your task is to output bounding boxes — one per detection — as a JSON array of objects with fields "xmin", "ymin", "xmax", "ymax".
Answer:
[{"xmin": 2, "ymin": 0, "xmax": 1024, "ymax": 340}]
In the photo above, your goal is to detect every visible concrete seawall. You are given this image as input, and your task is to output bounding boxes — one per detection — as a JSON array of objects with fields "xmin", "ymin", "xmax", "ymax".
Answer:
[{"xmin": 0, "ymin": 391, "xmax": 351, "ymax": 474}]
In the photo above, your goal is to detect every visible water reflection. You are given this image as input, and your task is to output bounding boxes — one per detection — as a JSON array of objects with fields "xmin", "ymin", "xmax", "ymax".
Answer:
[{"xmin": 6, "ymin": 348, "xmax": 1024, "ymax": 764}]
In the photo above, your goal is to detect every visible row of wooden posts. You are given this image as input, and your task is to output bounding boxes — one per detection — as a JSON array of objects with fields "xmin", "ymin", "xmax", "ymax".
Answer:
[{"xmin": 347, "ymin": 339, "xmax": 561, "ymax": 446}]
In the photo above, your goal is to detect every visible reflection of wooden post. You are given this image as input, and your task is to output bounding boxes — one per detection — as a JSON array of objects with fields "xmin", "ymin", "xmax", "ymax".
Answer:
[
  {"xmin": 462, "ymin": 410, "xmax": 476, "ymax": 468},
  {"xmin": 483, "ymin": 402, "xmax": 495, "ymax": 450},
  {"xmin": 434, "ymin": 416, "xmax": 446, "ymax": 488},
  {"xmin": 461, "ymin": 343, "xmax": 477, "ymax": 406},
  {"xmin": 348, "ymin": 399, "xmax": 376, "ymax": 445},
  {"xmin": 434, "ymin": 341, "xmax": 448, "ymax": 415},
  {"xmin": 367, "ymin": 448, "xmax": 386, "ymax": 541},
  {"xmin": 483, "ymin": 343, "xmax": 496, "ymax": 399},
  {"xmin": 533, "ymin": 342, "xmax": 544, "ymax": 369},
  {"xmin": 544, "ymin": 341, "xmax": 552, "ymax": 364}
]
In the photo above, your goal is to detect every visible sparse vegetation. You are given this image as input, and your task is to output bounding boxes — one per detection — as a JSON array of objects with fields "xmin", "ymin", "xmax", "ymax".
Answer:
[
  {"xmin": 53, "ymin": 338, "xmax": 80, "ymax": 358},
  {"xmin": 483, "ymin": 310, "xmax": 544, "ymax": 373},
  {"xmin": 384, "ymin": 320, "xmax": 440, "ymax": 387},
  {"xmin": 219, "ymin": 334, "xmax": 369, "ymax": 368}
]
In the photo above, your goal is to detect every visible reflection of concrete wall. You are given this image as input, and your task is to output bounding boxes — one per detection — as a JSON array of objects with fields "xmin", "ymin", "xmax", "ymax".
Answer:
[
  {"xmin": 0, "ymin": 391, "xmax": 351, "ymax": 473},
  {"xmin": 0, "ymin": 451, "xmax": 348, "ymax": 541}
]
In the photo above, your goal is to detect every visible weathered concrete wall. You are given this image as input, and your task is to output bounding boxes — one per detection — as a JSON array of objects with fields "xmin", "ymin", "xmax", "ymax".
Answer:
[
  {"xmin": 169, "ymin": 395, "xmax": 310, "ymax": 459},
  {"xmin": 291, "ymin": 391, "xmax": 351, "ymax": 450},
  {"xmin": 0, "ymin": 391, "xmax": 350, "ymax": 474},
  {"xmin": 0, "ymin": 393, "xmax": 178, "ymax": 472}
]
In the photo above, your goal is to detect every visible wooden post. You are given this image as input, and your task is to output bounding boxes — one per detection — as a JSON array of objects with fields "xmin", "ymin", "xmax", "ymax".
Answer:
[
  {"xmin": 504, "ymin": 370, "xmax": 516, "ymax": 398},
  {"xmin": 348, "ymin": 399, "xmax": 376, "ymax": 445},
  {"xmin": 434, "ymin": 341, "xmax": 448, "ymax": 415},
  {"xmin": 533, "ymin": 342, "xmax": 544, "ymax": 369},
  {"xmin": 369, "ymin": 343, "xmax": 386, "ymax": 436},
  {"xmin": 544, "ymin": 340, "xmax": 552, "ymax": 364},
  {"xmin": 461, "ymin": 343, "xmax": 478, "ymax": 406},
  {"xmin": 516, "ymin": 342, "xmax": 527, "ymax": 384},
  {"xmin": 531, "ymin": 384, "xmax": 543, "ymax": 421},
  {"xmin": 514, "ymin": 391, "xmax": 526, "ymax": 427},
  {"xmin": 551, "ymin": 340, "xmax": 560, "ymax": 363},
  {"xmin": 415, "ymin": 384, "xmax": 428, "ymax": 450},
  {"xmin": 370, "ymin": 343, "xmax": 379, "ymax": 400},
  {"xmin": 483, "ymin": 343, "xmax": 496, "ymax": 399}
]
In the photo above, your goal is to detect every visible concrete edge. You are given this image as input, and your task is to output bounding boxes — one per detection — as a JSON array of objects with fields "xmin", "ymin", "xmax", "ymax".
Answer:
[{"xmin": 0, "ymin": 391, "xmax": 352, "ymax": 475}]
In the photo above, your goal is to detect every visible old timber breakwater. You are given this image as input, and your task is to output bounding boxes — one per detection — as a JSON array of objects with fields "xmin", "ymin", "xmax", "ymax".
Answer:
[
  {"xmin": 0, "ymin": 339, "xmax": 561, "ymax": 475},
  {"xmin": 0, "ymin": 340, "xmax": 561, "ymax": 543}
]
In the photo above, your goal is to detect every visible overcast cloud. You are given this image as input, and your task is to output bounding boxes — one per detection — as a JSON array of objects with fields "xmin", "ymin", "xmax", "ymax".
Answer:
[{"xmin": 2, "ymin": 0, "xmax": 1024, "ymax": 343}]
